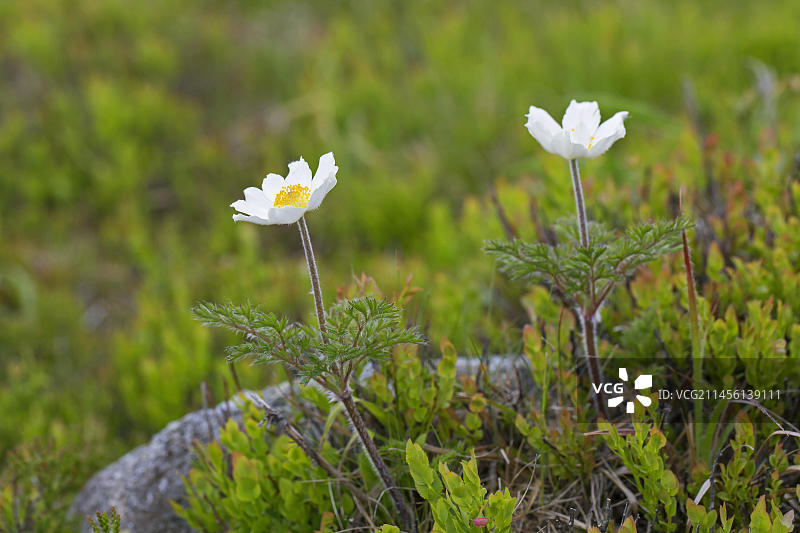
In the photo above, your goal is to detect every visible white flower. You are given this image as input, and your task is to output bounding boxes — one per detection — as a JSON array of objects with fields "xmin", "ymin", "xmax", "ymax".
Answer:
[
  {"xmin": 231, "ymin": 152, "xmax": 338, "ymax": 225},
  {"xmin": 525, "ymin": 100, "xmax": 629, "ymax": 159}
]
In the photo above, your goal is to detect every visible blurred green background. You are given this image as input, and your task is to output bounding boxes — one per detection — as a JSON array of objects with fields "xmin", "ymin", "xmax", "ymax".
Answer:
[{"xmin": 1, "ymin": 0, "xmax": 799, "ymax": 484}]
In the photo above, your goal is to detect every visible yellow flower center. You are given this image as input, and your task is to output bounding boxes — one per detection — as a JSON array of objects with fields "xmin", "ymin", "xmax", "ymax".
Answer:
[{"xmin": 273, "ymin": 184, "xmax": 311, "ymax": 208}]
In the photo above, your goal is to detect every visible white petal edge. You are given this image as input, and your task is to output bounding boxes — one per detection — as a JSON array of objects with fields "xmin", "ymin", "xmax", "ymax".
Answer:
[
  {"xmin": 230, "ymin": 199, "xmax": 269, "ymax": 218},
  {"xmin": 312, "ymin": 152, "xmax": 338, "ymax": 191},
  {"xmin": 525, "ymin": 106, "xmax": 562, "ymax": 153},
  {"xmin": 285, "ymin": 157, "xmax": 313, "ymax": 187},
  {"xmin": 594, "ymin": 111, "xmax": 629, "ymax": 140},
  {"xmin": 306, "ymin": 175, "xmax": 337, "ymax": 211},
  {"xmin": 561, "ymin": 100, "xmax": 600, "ymax": 133},
  {"xmin": 232, "ymin": 213, "xmax": 271, "ymax": 225},
  {"xmin": 243, "ymin": 187, "xmax": 269, "ymax": 208},
  {"xmin": 262, "ymin": 173, "xmax": 285, "ymax": 199},
  {"xmin": 586, "ymin": 111, "xmax": 629, "ymax": 158}
]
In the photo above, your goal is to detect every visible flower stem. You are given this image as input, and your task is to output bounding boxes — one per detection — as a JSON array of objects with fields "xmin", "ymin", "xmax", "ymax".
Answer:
[
  {"xmin": 340, "ymin": 386, "xmax": 417, "ymax": 533},
  {"xmin": 569, "ymin": 159, "xmax": 608, "ymax": 418},
  {"xmin": 297, "ymin": 216, "xmax": 327, "ymax": 340},
  {"xmin": 569, "ymin": 159, "xmax": 590, "ymax": 249},
  {"xmin": 296, "ymin": 217, "xmax": 415, "ymax": 532}
]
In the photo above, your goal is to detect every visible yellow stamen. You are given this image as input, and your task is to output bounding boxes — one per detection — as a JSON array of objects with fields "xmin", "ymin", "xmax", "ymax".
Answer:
[
  {"xmin": 588, "ymin": 144, "xmax": 593, "ymax": 149},
  {"xmin": 274, "ymin": 184, "xmax": 311, "ymax": 208}
]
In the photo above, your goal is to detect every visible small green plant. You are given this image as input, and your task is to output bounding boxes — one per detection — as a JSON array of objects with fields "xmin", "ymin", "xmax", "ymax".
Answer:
[
  {"xmin": 174, "ymin": 399, "xmax": 348, "ymax": 532},
  {"xmin": 195, "ymin": 154, "xmax": 424, "ymax": 532},
  {"xmin": 588, "ymin": 515, "xmax": 638, "ymax": 533},
  {"xmin": 360, "ymin": 338, "xmax": 482, "ymax": 446},
  {"xmin": 0, "ymin": 440, "xmax": 83, "ymax": 533},
  {"xmin": 716, "ymin": 414, "xmax": 758, "ymax": 524},
  {"xmin": 601, "ymin": 422, "xmax": 680, "ymax": 531},
  {"xmin": 402, "ymin": 440, "xmax": 516, "ymax": 533},
  {"xmin": 687, "ymin": 497, "xmax": 795, "ymax": 533},
  {"xmin": 88, "ymin": 508, "xmax": 121, "ymax": 533},
  {"xmin": 486, "ymin": 100, "xmax": 691, "ymax": 414},
  {"xmin": 514, "ymin": 323, "xmax": 595, "ymax": 484}
]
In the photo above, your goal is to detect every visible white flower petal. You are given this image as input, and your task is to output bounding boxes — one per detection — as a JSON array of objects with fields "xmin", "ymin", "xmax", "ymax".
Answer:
[
  {"xmin": 561, "ymin": 100, "xmax": 600, "ymax": 134},
  {"xmin": 285, "ymin": 157, "xmax": 312, "ymax": 187},
  {"xmin": 586, "ymin": 111, "xmax": 629, "ymax": 158},
  {"xmin": 266, "ymin": 205, "xmax": 307, "ymax": 225},
  {"xmin": 243, "ymin": 187, "xmax": 269, "ymax": 208},
  {"xmin": 566, "ymin": 142, "xmax": 591, "ymax": 159},
  {"xmin": 233, "ymin": 213, "xmax": 271, "ymax": 225},
  {"xmin": 262, "ymin": 173, "xmax": 285, "ymax": 198},
  {"xmin": 594, "ymin": 111, "xmax": 629, "ymax": 141},
  {"xmin": 312, "ymin": 152, "xmax": 338, "ymax": 191},
  {"xmin": 230, "ymin": 199, "xmax": 268, "ymax": 218},
  {"xmin": 306, "ymin": 175, "xmax": 337, "ymax": 210},
  {"xmin": 547, "ymin": 130, "xmax": 574, "ymax": 159},
  {"xmin": 525, "ymin": 106, "xmax": 562, "ymax": 153}
]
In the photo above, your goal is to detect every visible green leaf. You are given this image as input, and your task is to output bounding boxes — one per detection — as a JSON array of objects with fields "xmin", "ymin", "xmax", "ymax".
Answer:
[
  {"xmin": 468, "ymin": 393, "xmax": 487, "ymax": 413},
  {"xmin": 515, "ymin": 414, "xmax": 531, "ymax": 437},
  {"xmin": 232, "ymin": 452, "xmax": 261, "ymax": 502},
  {"xmin": 465, "ymin": 412, "xmax": 482, "ymax": 431},
  {"xmin": 321, "ymin": 400, "xmax": 347, "ymax": 443},
  {"xmin": 660, "ymin": 470, "xmax": 679, "ymax": 496},
  {"xmin": 749, "ymin": 496, "xmax": 771, "ymax": 533},
  {"xmin": 618, "ymin": 516, "xmax": 637, "ymax": 533},
  {"xmin": 487, "ymin": 488, "xmax": 516, "ymax": 533},
  {"xmin": 686, "ymin": 499, "xmax": 707, "ymax": 524},
  {"xmin": 405, "ymin": 440, "xmax": 443, "ymax": 501}
]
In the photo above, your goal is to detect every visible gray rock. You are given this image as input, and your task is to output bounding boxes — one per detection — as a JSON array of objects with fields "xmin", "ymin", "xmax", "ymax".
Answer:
[
  {"xmin": 70, "ymin": 357, "xmax": 529, "ymax": 533},
  {"xmin": 69, "ymin": 383, "xmax": 293, "ymax": 533}
]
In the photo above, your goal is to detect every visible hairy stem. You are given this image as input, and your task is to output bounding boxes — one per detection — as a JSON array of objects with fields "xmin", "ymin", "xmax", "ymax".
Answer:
[
  {"xmin": 340, "ymin": 387, "xmax": 417, "ymax": 533},
  {"xmin": 569, "ymin": 159, "xmax": 607, "ymax": 417},
  {"xmin": 297, "ymin": 216, "xmax": 327, "ymax": 340},
  {"xmin": 296, "ymin": 217, "xmax": 415, "ymax": 531},
  {"xmin": 569, "ymin": 159, "xmax": 590, "ymax": 249},
  {"xmin": 581, "ymin": 313, "xmax": 609, "ymax": 419},
  {"xmin": 249, "ymin": 393, "xmax": 380, "ymax": 529}
]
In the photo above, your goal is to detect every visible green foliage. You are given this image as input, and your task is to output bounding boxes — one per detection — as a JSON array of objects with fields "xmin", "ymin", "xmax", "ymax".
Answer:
[
  {"xmin": 404, "ymin": 441, "xmax": 516, "ymax": 533},
  {"xmin": 193, "ymin": 297, "xmax": 423, "ymax": 386},
  {"xmin": 360, "ymin": 338, "xmax": 481, "ymax": 445},
  {"xmin": 2, "ymin": 0, "xmax": 800, "ymax": 529},
  {"xmin": 717, "ymin": 414, "xmax": 759, "ymax": 524},
  {"xmin": 174, "ymin": 399, "xmax": 348, "ymax": 533},
  {"xmin": 88, "ymin": 508, "xmax": 121, "ymax": 533},
  {"xmin": 588, "ymin": 516, "xmax": 638, "ymax": 533},
  {"xmin": 687, "ymin": 497, "xmax": 795, "ymax": 533},
  {"xmin": 0, "ymin": 441, "xmax": 85, "ymax": 532},
  {"xmin": 486, "ymin": 215, "xmax": 690, "ymax": 312},
  {"xmin": 515, "ymin": 324, "xmax": 594, "ymax": 483},
  {"xmin": 601, "ymin": 423, "xmax": 680, "ymax": 531}
]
